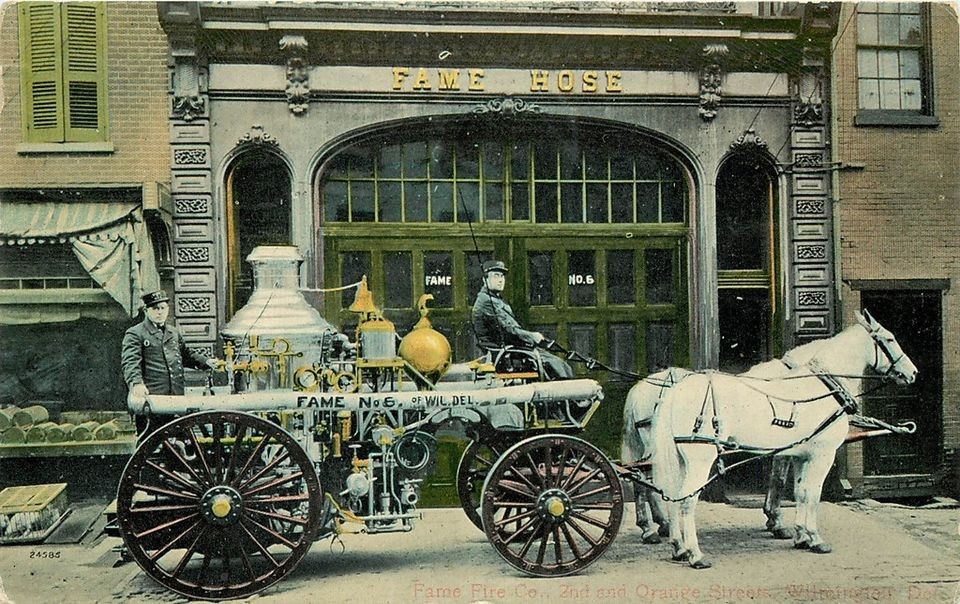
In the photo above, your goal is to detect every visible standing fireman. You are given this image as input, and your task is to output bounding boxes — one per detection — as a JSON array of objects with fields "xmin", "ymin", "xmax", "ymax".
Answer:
[{"xmin": 121, "ymin": 290, "xmax": 220, "ymax": 412}]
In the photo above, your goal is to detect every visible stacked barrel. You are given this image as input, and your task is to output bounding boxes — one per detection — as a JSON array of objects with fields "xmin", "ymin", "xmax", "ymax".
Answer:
[{"xmin": 0, "ymin": 405, "xmax": 124, "ymax": 444}]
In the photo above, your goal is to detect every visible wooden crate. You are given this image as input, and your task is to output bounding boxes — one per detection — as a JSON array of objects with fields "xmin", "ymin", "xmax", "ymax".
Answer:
[{"xmin": 0, "ymin": 483, "xmax": 69, "ymax": 544}]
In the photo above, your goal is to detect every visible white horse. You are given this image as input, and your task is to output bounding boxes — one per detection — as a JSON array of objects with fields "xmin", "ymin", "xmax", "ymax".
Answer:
[
  {"xmin": 620, "ymin": 339, "xmax": 825, "ymax": 543},
  {"xmin": 651, "ymin": 311, "xmax": 917, "ymax": 568}
]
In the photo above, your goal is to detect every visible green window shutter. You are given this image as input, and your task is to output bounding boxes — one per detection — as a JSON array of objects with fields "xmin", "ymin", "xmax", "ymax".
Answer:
[
  {"xmin": 19, "ymin": 1, "xmax": 64, "ymax": 142},
  {"xmin": 61, "ymin": 2, "xmax": 107, "ymax": 142}
]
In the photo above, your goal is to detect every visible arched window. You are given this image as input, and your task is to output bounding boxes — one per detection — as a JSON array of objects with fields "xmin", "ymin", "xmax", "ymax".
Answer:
[
  {"xmin": 225, "ymin": 151, "xmax": 291, "ymax": 315},
  {"xmin": 320, "ymin": 125, "xmax": 686, "ymax": 226},
  {"xmin": 715, "ymin": 154, "xmax": 779, "ymax": 371}
]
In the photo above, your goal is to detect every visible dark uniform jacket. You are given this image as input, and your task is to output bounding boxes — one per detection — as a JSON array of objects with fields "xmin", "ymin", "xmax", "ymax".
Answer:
[
  {"xmin": 120, "ymin": 318, "xmax": 210, "ymax": 395},
  {"xmin": 472, "ymin": 286, "xmax": 541, "ymax": 351}
]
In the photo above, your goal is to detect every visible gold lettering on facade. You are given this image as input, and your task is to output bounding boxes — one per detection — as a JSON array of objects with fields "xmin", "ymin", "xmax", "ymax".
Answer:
[
  {"xmin": 530, "ymin": 69, "xmax": 550, "ymax": 92},
  {"xmin": 467, "ymin": 69, "xmax": 485, "ymax": 91},
  {"xmin": 605, "ymin": 70, "xmax": 623, "ymax": 92},
  {"xmin": 392, "ymin": 67, "xmax": 410, "ymax": 90},
  {"xmin": 557, "ymin": 70, "xmax": 575, "ymax": 92},
  {"xmin": 438, "ymin": 69, "xmax": 461, "ymax": 90},
  {"xmin": 582, "ymin": 70, "xmax": 598, "ymax": 92},
  {"xmin": 413, "ymin": 68, "xmax": 432, "ymax": 90}
]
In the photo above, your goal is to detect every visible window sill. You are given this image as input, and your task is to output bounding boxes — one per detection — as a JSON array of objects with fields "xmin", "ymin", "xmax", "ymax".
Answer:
[
  {"xmin": 16, "ymin": 141, "xmax": 115, "ymax": 154},
  {"xmin": 854, "ymin": 112, "xmax": 940, "ymax": 127},
  {"xmin": 0, "ymin": 289, "xmax": 111, "ymax": 305}
]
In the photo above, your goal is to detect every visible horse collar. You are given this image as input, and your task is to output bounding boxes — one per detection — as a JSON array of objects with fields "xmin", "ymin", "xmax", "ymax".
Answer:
[{"xmin": 809, "ymin": 359, "xmax": 858, "ymax": 414}]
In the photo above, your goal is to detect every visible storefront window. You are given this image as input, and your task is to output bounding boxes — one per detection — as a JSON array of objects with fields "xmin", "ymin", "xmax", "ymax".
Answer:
[{"xmin": 320, "ymin": 126, "xmax": 687, "ymax": 225}]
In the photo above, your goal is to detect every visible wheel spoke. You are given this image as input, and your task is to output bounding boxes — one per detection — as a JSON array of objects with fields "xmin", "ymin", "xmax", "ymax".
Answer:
[
  {"xmin": 570, "ymin": 484, "xmax": 613, "ymax": 502},
  {"xmin": 238, "ymin": 451, "xmax": 291, "ymax": 492},
  {"xmin": 144, "ymin": 460, "xmax": 203, "ymax": 494},
  {"xmin": 553, "ymin": 526, "xmax": 563, "ymax": 565},
  {"xmin": 535, "ymin": 528, "xmax": 549, "ymax": 565},
  {"xmin": 243, "ymin": 471, "xmax": 304, "ymax": 498},
  {"xmin": 542, "ymin": 445, "xmax": 554, "ymax": 489},
  {"xmin": 134, "ymin": 513, "xmax": 199, "ymax": 540},
  {"xmin": 212, "ymin": 419, "xmax": 224, "ymax": 484},
  {"xmin": 239, "ymin": 545, "xmax": 256, "ymax": 581},
  {"xmin": 495, "ymin": 479, "xmax": 538, "ymax": 501},
  {"xmin": 565, "ymin": 514, "xmax": 600, "ymax": 547},
  {"xmin": 572, "ymin": 501, "xmax": 616, "ymax": 510},
  {"xmin": 231, "ymin": 433, "xmax": 273, "ymax": 488},
  {"xmin": 162, "ymin": 439, "xmax": 209, "ymax": 489},
  {"xmin": 197, "ymin": 552, "xmax": 211, "ymax": 586},
  {"xmin": 224, "ymin": 423, "xmax": 248, "ymax": 485},
  {"xmin": 565, "ymin": 466, "xmax": 602, "ymax": 497},
  {"xmin": 494, "ymin": 508, "xmax": 537, "ymax": 529},
  {"xmin": 134, "ymin": 482, "xmax": 200, "ymax": 502},
  {"xmin": 560, "ymin": 521, "xmax": 583, "ymax": 559},
  {"xmin": 240, "ymin": 523, "xmax": 280, "ymax": 568},
  {"xmin": 148, "ymin": 520, "xmax": 203, "ymax": 563},
  {"xmin": 170, "ymin": 525, "xmax": 208, "ymax": 579},
  {"xmin": 524, "ymin": 453, "xmax": 545, "ymax": 488},
  {"xmin": 504, "ymin": 464, "xmax": 541, "ymax": 495},
  {"xmin": 246, "ymin": 507, "xmax": 309, "ymax": 527},
  {"xmin": 569, "ymin": 510, "xmax": 609, "ymax": 531},
  {"xmin": 242, "ymin": 517, "xmax": 298, "ymax": 550},
  {"xmin": 516, "ymin": 520, "xmax": 543, "ymax": 559},
  {"xmin": 130, "ymin": 503, "xmax": 197, "ymax": 514},
  {"xmin": 560, "ymin": 454, "xmax": 588, "ymax": 491},
  {"xmin": 186, "ymin": 428, "xmax": 215, "ymax": 486}
]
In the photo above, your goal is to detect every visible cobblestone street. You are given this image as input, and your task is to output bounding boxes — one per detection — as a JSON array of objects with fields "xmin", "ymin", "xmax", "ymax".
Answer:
[{"xmin": 1, "ymin": 499, "xmax": 957, "ymax": 604}]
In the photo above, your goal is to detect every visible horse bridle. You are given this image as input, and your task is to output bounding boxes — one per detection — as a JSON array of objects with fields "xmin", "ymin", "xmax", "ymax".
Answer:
[{"xmin": 865, "ymin": 325, "xmax": 906, "ymax": 380}]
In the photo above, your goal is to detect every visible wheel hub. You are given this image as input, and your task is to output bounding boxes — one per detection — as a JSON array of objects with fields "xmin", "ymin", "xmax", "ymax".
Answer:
[
  {"xmin": 537, "ymin": 488, "xmax": 572, "ymax": 522},
  {"xmin": 201, "ymin": 485, "xmax": 242, "ymax": 526}
]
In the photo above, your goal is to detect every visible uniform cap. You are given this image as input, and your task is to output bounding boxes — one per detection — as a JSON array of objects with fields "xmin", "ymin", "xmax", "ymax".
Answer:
[
  {"xmin": 142, "ymin": 290, "xmax": 170, "ymax": 308},
  {"xmin": 482, "ymin": 260, "xmax": 508, "ymax": 274}
]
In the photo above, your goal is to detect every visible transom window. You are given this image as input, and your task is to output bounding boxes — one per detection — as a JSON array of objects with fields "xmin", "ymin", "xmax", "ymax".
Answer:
[
  {"xmin": 856, "ymin": 2, "xmax": 929, "ymax": 113},
  {"xmin": 320, "ymin": 128, "xmax": 687, "ymax": 225}
]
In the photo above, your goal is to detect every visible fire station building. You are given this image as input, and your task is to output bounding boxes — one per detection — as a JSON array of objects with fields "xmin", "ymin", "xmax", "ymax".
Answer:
[{"xmin": 1, "ymin": 1, "xmax": 957, "ymax": 499}]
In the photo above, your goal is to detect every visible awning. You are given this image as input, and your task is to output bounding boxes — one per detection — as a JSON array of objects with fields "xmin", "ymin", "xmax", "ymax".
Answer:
[{"xmin": 0, "ymin": 200, "xmax": 161, "ymax": 317}]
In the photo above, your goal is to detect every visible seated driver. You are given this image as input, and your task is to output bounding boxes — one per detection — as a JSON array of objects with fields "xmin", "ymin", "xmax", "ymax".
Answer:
[{"xmin": 471, "ymin": 260, "xmax": 573, "ymax": 380}]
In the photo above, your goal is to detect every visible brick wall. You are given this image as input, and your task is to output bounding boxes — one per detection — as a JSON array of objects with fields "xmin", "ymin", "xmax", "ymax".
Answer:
[
  {"xmin": 0, "ymin": 1, "xmax": 169, "ymax": 188},
  {"xmin": 833, "ymin": 4, "xmax": 960, "ymax": 484}
]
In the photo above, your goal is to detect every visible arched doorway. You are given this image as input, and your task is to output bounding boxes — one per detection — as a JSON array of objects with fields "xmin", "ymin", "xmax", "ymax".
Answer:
[
  {"xmin": 224, "ymin": 150, "xmax": 292, "ymax": 316},
  {"xmin": 715, "ymin": 153, "xmax": 781, "ymax": 372}
]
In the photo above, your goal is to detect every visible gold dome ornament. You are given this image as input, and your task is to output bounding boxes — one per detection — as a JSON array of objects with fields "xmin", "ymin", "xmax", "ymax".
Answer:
[{"xmin": 399, "ymin": 294, "xmax": 452, "ymax": 383}]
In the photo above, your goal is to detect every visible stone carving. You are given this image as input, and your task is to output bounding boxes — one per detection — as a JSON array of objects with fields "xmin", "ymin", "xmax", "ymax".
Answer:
[
  {"xmin": 797, "ymin": 291, "xmax": 827, "ymax": 306},
  {"xmin": 729, "ymin": 128, "xmax": 768, "ymax": 154},
  {"xmin": 796, "ymin": 244, "xmax": 826, "ymax": 260},
  {"xmin": 178, "ymin": 296, "xmax": 212, "ymax": 314},
  {"xmin": 172, "ymin": 95, "xmax": 205, "ymax": 122},
  {"xmin": 174, "ymin": 198, "xmax": 210, "ymax": 215},
  {"xmin": 280, "ymin": 35, "xmax": 310, "ymax": 115},
  {"xmin": 173, "ymin": 148, "xmax": 208, "ymax": 165},
  {"xmin": 794, "ymin": 153, "xmax": 824, "ymax": 169},
  {"xmin": 177, "ymin": 246, "xmax": 210, "ymax": 264},
  {"xmin": 699, "ymin": 44, "xmax": 728, "ymax": 121},
  {"xmin": 189, "ymin": 345, "xmax": 214, "ymax": 358},
  {"xmin": 796, "ymin": 198, "xmax": 826, "ymax": 215},
  {"xmin": 236, "ymin": 124, "xmax": 279, "ymax": 148},
  {"xmin": 473, "ymin": 97, "xmax": 543, "ymax": 115},
  {"xmin": 794, "ymin": 100, "xmax": 824, "ymax": 127}
]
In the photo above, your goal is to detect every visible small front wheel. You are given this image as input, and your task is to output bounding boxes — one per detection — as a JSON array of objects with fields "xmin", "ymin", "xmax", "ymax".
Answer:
[{"xmin": 480, "ymin": 434, "xmax": 623, "ymax": 577}]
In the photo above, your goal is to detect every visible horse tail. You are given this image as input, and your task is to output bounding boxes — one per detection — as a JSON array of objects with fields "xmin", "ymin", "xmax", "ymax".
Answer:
[{"xmin": 651, "ymin": 380, "xmax": 682, "ymax": 500}]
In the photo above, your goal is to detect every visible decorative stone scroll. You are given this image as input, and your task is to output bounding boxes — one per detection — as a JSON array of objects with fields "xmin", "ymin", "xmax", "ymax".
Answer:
[
  {"xmin": 280, "ymin": 35, "xmax": 310, "ymax": 115},
  {"xmin": 699, "ymin": 44, "xmax": 728, "ymax": 121},
  {"xmin": 177, "ymin": 296, "xmax": 212, "ymax": 314},
  {"xmin": 473, "ymin": 97, "xmax": 543, "ymax": 116},
  {"xmin": 729, "ymin": 128, "xmax": 768, "ymax": 154},
  {"xmin": 236, "ymin": 124, "xmax": 279, "ymax": 148},
  {"xmin": 174, "ymin": 198, "xmax": 210, "ymax": 215},
  {"xmin": 176, "ymin": 246, "xmax": 211, "ymax": 264}
]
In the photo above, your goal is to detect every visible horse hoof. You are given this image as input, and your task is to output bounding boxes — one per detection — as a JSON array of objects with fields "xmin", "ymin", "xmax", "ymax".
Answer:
[
  {"xmin": 642, "ymin": 533, "xmax": 662, "ymax": 545},
  {"xmin": 672, "ymin": 551, "xmax": 690, "ymax": 562},
  {"xmin": 794, "ymin": 540, "xmax": 810, "ymax": 550},
  {"xmin": 690, "ymin": 559, "xmax": 713, "ymax": 570},
  {"xmin": 810, "ymin": 543, "xmax": 833, "ymax": 554},
  {"xmin": 773, "ymin": 528, "xmax": 793, "ymax": 540},
  {"xmin": 658, "ymin": 525, "xmax": 671, "ymax": 537}
]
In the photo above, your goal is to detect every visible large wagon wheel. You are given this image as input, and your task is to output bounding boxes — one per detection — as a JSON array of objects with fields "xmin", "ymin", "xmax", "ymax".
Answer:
[
  {"xmin": 117, "ymin": 411, "xmax": 321, "ymax": 601},
  {"xmin": 457, "ymin": 438, "xmax": 510, "ymax": 531},
  {"xmin": 480, "ymin": 434, "xmax": 623, "ymax": 577}
]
